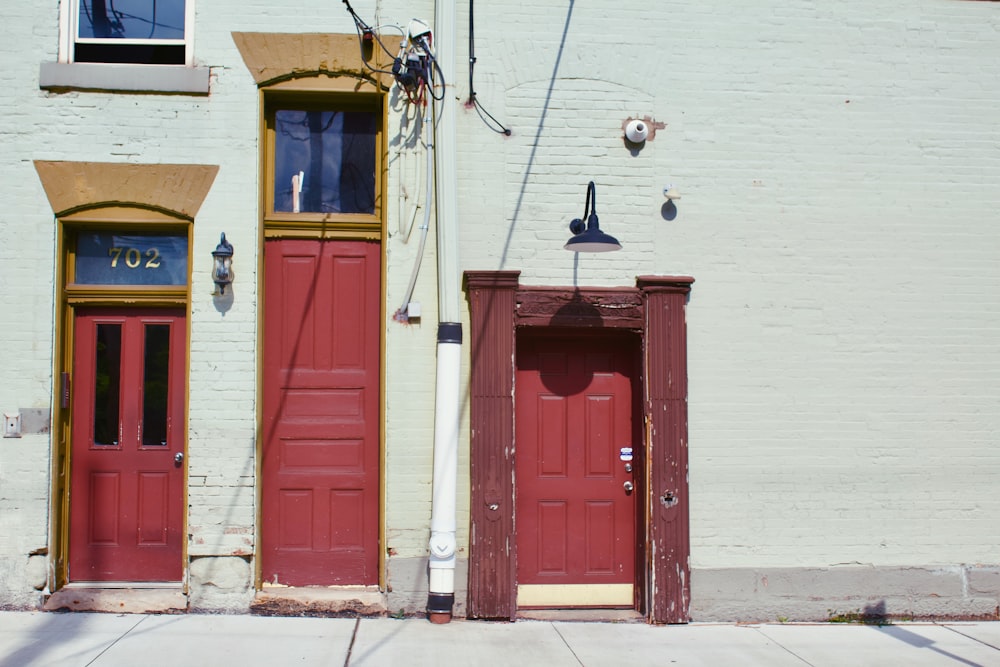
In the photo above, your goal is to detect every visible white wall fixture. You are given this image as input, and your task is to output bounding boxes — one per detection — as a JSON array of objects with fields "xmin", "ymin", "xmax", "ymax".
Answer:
[
  {"xmin": 622, "ymin": 115, "xmax": 666, "ymax": 145},
  {"xmin": 3, "ymin": 413, "xmax": 21, "ymax": 438},
  {"xmin": 625, "ymin": 119, "xmax": 649, "ymax": 143}
]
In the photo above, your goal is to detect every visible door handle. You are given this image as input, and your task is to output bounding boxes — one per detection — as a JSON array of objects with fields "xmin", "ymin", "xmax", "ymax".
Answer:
[
  {"xmin": 623, "ymin": 480, "xmax": 634, "ymax": 495},
  {"xmin": 174, "ymin": 452, "xmax": 184, "ymax": 465}
]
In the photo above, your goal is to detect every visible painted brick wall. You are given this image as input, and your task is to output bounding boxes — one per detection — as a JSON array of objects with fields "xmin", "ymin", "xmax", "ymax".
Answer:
[
  {"xmin": 454, "ymin": 0, "xmax": 1000, "ymax": 574},
  {"xmin": 0, "ymin": 0, "xmax": 65, "ymax": 607},
  {"xmin": 0, "ymin": 0, "xmax": 997, "ymax": 615},
  {"xmin": 0, "ymin": 0, "xmax": 459, "ymax": 606}
]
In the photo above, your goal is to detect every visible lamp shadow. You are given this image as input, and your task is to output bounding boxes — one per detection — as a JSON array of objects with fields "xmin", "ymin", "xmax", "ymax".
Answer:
[
  {"xmin": 661, "ymin": 200, "xmax": 678, "ymax": 221},
  {"xmin": 212, "ymin": 287, "xmax": 234, "ymax": 315}
]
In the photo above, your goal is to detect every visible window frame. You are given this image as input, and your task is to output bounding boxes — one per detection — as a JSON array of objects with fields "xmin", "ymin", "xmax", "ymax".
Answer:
[
  {"xmin": 59, "ymin": 0, "xmax": 195, "ymax": 66},
  {"xmin": 262, "ymin": 89, "xmax": 385, "ymax": 237}
]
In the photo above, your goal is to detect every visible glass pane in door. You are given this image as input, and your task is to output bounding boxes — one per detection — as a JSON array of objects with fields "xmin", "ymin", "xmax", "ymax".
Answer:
[
  {"xmin": 141, "ymin": 324, "xmax": 171, "ymax": 447},
  {"xmin": 93, "ymin": 323, "xmax": 122, "ymax": 447}
]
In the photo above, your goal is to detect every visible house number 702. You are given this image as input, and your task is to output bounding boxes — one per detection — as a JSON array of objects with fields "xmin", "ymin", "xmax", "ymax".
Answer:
[{"xmin": 108, "ymin": 247, "xmax": 161, "ymax": 269}]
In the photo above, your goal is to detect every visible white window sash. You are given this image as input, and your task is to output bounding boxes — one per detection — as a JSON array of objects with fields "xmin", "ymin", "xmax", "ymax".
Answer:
[{"xmin": 59, "ymin": 0, "xmax": 195, "ymax": 66}]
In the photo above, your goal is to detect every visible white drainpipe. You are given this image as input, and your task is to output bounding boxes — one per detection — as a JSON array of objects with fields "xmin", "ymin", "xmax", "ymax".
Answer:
[{"xmin": 427, "ymin": 0, "xmax": 461, "ymax": 624}]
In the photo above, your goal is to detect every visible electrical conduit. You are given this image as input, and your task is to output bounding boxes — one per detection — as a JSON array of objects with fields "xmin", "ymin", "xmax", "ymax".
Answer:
[
  {"xmin": 427, "ymin": 0, "xmax": 461, "ymax": 624},
  {"xmin": 396, "ymin": 108, "xmax": 434, "ymax": 321}
]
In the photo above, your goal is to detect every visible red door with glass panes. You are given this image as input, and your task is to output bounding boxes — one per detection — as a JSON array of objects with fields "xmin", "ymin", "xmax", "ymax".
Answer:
[
  {"xmin": 515, "ymin": 333, "xmax": 640, "ymax": 607},
  {"xmin": 69, "ymin": 308, "xmax": 186, "ymax": 582},
  {"xmin": 261, "ymin": 239, "xmax": 380, "ymax": 586}
]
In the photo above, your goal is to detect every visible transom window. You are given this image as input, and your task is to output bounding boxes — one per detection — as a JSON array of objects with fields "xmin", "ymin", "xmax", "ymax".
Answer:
[
  {"xmin": 73, "ymin": 231, "xmax": 188, "ymax": 286},
  {"xmin": 59, "ymin": 223, "xmax": 191, "ymax": 305},
  {"xmin": 264, "ymin": 93, "xmax": 383, "ymax": 233},
  {"xmin": 273, "ymin": 110, "xmax": 377, "ymax": 215},
  {"xmin": 68, "ymin": 0, "xmax": 192, "ymax": 65}
]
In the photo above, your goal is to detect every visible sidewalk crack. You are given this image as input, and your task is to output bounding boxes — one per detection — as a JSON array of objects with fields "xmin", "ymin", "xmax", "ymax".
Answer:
[
  {"xmin": 754, "ymin": 626, "xmax": 816, "ymax": 667},
  {"xmin": 84, "ymin": 614, "xmax": 149, "ymax": 667},
  {"xmin": 938, "ymin": 623, "xmax": 1000, "ymax": 652},
  {"xmin": 551, "ymin": 623, "xmax": 585, "ymax": 666},
  {"xmin": 343, "ymin": 617, "xmax": 361, "ymax": 667}
]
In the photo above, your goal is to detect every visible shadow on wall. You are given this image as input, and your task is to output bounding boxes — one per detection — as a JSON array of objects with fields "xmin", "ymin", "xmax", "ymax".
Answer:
[
  {"xmin": 499, "ymin": 1, "xmax": 575, "ymax": 271},
  {"xmin": 661, "ymin": 200, "xmax": 677, "ymax": 221}
]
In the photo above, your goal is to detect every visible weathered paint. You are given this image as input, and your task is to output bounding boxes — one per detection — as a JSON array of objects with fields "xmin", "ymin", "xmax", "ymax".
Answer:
[{"xmin": 466, "ymin": 273, "xmax": 694, "ymax": 622}]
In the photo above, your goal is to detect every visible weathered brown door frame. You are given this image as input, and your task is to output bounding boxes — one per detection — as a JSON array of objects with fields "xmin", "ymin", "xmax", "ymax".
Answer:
[{"xmin": 465, "ymin": 271, "xmax": 694, "ymax": 623}]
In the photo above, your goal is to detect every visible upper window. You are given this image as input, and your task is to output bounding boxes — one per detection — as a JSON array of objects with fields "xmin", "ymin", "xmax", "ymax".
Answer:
[
  {"xmin": 264, "ymin": 93, "xmax": 383, "ymax": 231},
  {"xmin": 273, "ymin": 109, "xmax": 377, "ymax": 215},
  {"xmin": 69, "ymin": 0, "xmax": 192, "ymax": 65}
]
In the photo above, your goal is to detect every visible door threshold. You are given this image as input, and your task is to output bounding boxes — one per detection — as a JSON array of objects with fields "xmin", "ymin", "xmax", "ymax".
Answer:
[
  {"xmin": 516, "ymin": 608, "xmax": 645, "ymax": 623},
  {"xmin": 45, "ymin": 585, "xmax": 187, "ymax": 614},
  {"xmin": 64, "ymin": 581, "xmax": 183, "ymax": 590},
  {"xmin": 252, "ymin": 586, "xmax": 386, "ymax": 617}
]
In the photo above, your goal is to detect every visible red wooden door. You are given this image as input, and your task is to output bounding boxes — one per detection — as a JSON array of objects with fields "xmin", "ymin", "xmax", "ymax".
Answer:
[
  {"xmin": 262, "ymin": 239, "xmax": 380, "ymax": 586},
  {"xmin": 515, "ymin": 333, "xmax": 639, "ymax": 607},
  {"xmin": 69, "ymin": 308, "xmax": 186, "ymax": 582}
]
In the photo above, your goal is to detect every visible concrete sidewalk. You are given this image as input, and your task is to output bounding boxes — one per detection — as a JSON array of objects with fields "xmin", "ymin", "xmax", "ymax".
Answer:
[{"xmin": 0, "ymin": 612, "xmax": 998, "ymax": 667}]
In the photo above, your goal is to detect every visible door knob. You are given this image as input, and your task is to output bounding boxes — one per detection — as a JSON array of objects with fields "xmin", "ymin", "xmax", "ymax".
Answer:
[
  {"xmin": 174, "ymin": 452, "xmax": 184, "ymax": 465},
  {"xmin": 623, "ymin": 480, "xmax": 634, "ymax": 494}
]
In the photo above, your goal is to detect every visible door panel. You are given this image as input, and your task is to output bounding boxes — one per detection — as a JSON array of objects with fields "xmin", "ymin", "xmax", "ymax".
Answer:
[
  {"xmin": 262, "ymin": 239, "xmax": 380, "ymax": 586},
  {"xmin": 69, "ymin": 308, "xmax": 185, "ymax": 582},
  {"xmin": 515, "ymin": 333, "xmax": 639, "ymax": 607}
]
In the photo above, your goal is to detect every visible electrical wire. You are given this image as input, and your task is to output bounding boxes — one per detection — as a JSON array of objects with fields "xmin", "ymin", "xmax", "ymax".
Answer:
[
  {"xmin": 342, "ymin": 0, "xmax": 403, "ymax": 76},
  {"xmin": 395, "ymin": 108, "xmax": 435, "ymax": 322},
  {"xmin": 467, "ymin": 0, "xmax": 511, "ymax": 135},
  {"xmin": 409, "ymin": 36, "xmax": 445, "ymax": 103}
]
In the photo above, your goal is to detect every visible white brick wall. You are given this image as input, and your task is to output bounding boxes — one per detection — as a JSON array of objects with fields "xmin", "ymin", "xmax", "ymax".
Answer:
[
  {"xmin": 447, "ymin": 0, "xmax": 1000, "ymax": 612},
  {"xmin": 453, "ymin": 0, "xmax": 1000, "ymax": 569},
  {"xmin": 0, "ymin": 0, "xmax": 998, "ymax": 609}
]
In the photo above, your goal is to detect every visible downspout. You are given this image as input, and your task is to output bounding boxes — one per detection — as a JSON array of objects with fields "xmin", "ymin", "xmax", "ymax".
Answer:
[{"xmin": 427, "ymin": 0, "xmax": 462, "ymax": 624}]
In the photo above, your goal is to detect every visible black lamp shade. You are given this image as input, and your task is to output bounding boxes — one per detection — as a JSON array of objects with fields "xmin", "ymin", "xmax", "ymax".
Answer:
[
  {"xmin": 564, "ymin": 182, "xmax": 622, "ymax": 253},
  {"xmin": 564, "ymin": 213, "xmax": 621, "ymax": 253}
]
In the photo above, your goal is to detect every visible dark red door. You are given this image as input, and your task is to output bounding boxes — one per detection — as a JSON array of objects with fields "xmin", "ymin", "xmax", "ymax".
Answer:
[
  {"xmin": 262, "ymin": 239, "xmax": 380, "ymax": 585},
  {"xmin": 515, "ymin": 332, "xmax": 639, "ymax": 607},
  {"xmin": 69, "ymin": 308, "xmax": 186, "ymax": 582}
]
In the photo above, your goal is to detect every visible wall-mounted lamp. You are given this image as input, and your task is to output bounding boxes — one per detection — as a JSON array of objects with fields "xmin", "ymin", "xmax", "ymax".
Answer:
[
  {"xmin": 564, "ymin": 181, "xmax": 622, "ymax": 253},
  {"xmin": 212, "ymin": 232, "xmax": 234, "ymax": 294}
]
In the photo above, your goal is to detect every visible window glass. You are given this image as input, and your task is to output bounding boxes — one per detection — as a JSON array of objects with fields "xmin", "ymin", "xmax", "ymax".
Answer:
[
  {"xmin": 273, "ymin": 110, "xmax": 377, "ymax": 215},
  {"xmin": 141, "ymin": 324, "xmax": 170, "ymax": 447},
  {"xmin": 93, "ymin": 323, "xmax": 122, "ymax": 447},
  {"xmin": 74, "ymin": 232, "xmax": 188, "ymax": 286},
  {"xmin": 74, "ymin": 0, "xmax": 188, "ymax": 65},
  {"xmin": 77, "ymin": 0, "xmax": 185, "ymax": 40}
]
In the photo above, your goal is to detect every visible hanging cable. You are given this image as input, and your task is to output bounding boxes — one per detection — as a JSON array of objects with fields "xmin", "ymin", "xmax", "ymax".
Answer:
[
  {"xmin": 386, "ymin": 20, "xmax": 446, "ymax": 107},
  {"xmin": 394, "ymin": 107, "xmax": 435, "ymax": 322},
  {"xmin": 417, "ymin": 36, "xmax": 447, "ymax": 102},
  {"xmin": 342, "ymin": 0, "xmax": 403, "ymax": 76},
  {"xmin": 467, "ymin": 0, "xmax": 511, "ymax": 135}
]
